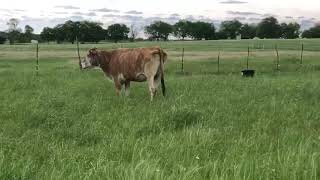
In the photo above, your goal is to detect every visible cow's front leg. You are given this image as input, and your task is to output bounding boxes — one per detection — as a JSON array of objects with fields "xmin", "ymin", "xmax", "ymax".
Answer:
[
  {"xmin": 124, "ymin": 81, "xmax": 130, "ymax": 97},
  {"xmin": 114, "ymin": 80, "xmax": 122, "ymax": 96}
]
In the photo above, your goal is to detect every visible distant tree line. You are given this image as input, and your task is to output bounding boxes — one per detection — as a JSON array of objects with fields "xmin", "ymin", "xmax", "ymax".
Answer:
[
  {"xmin": 1, "ymin": 17, "xmax": 320, "ymax": 44},
  {"xmin": 145, "ymin": 20, "xmax": 216, "ymax": 41},
  {"xmin": 144, "ymin": 17, "xmax": 319, "ymax": 40},
  {"xmin": 302, "ymin": 24, "xmax": 320, "ymax": 38},
  {"xmin": 40, "ymin": 21, "xmax": 132, "ymax": 44},
  {"xmin": 0, "ymin": 19, "xmax": 131, "ymax": 44},
  {"xmin": 40, "ymin": 21, "xmax": 106, "ymax": 44},
  {"xmin": 0, "ymin": 18, "xmax": 40, "ymax": 44},
  {"xmin": 166, "ymin": 17, "xmax": 302, "ymax": 40}
]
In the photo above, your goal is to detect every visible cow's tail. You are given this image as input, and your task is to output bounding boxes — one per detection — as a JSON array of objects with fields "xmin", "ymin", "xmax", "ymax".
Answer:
[{"xmin": 159, "ymin": 48, "xmax": 166, "ymax": 96}]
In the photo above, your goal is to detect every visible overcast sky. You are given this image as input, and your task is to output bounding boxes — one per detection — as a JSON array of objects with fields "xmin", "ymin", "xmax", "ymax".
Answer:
[{"xmin": 0, "ymin": 0, "xmax": 319, "ymax": 34}]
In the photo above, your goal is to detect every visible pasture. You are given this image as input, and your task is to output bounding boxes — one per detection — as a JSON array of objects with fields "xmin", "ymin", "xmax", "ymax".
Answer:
[{"xmin": 0, "ymin": 39, "xmax": 320, "ymax": 179}]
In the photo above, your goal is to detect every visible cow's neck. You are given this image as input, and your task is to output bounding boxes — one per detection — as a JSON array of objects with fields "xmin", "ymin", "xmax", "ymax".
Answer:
[{"xmin": 98, "ymin": 52, "xmax": 111, "ymax": 76}]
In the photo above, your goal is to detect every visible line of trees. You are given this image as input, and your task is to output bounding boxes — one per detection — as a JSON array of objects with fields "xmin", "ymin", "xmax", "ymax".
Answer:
[
  {"xmin": 302, "ymin": 24, "xmax": 320, "ymax": 38},
  {"xmin": 40, "ymin": 21, "xmax": 131, "ymax": 44},
  {"xmin": 0, "ymin": 19, "xmax": 131, "ymax": 44},
  {"xmin": 1, "ymin": 17, "xmax": 320, "ymax": 44},
  {"xmin": 41, "ymin": 21, "xmax": 106, "ymax": 44},
  {"xmin": 0, "ymin": 18, "xmax": 40, "ymax": 44},
  {"xmin": 163, "ymin": 17, "xmax": 302, "ymax": 40}
]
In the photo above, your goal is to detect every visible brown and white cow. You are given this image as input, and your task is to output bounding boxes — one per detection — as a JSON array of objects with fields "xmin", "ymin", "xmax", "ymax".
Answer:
[{"xmin": 81, "ymin": 47, "xmax": 167, "ymax": 101}]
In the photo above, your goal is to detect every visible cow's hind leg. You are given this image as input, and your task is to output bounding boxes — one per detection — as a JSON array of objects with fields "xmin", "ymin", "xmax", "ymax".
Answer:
[
  {"xmin": 145, "ymin": 59, "xmax": 160, "ymax": 101},
  {"xmin": 146, "ymin": 77, "xmax": 155, "ymax": 101},
  {"xmin": 153, "ymin": 72, "xmax": 161, "ymax": 96}
]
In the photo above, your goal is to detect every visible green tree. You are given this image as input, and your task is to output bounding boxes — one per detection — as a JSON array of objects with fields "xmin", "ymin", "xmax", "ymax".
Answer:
[
  {"xmin": 7, "ymin": 30, "xmax": 21, "ymax": 44},
  {"xmin": 78, "ymin": 21, "xmax": 105, "ymax": 43},
  {"xmin": 107, "ymin": 24, "xmax": 130, "ymax": 43},
  {"xmin": 47, "ymin": 21, "xmax": 106, "ymax": 44},
  {"xmin": 0, "ymin": 31, "xmax": 7, "ymax": 44},
  {"xmin": 53, "ymin": 24, "xmax": 66, "ymax": 44},
  {"xmin": 25, "ymin": 25, "xmax": 34, "ymax": 34},
  {"xmin": 280, "ymin": 22, "xmax": 300, "ymax": 39},
  {"xmin": 257, "ymin": 17, "xmax": 281, "ymax": 39},
  {"xmin": 240, "ymin": 24, "xmax": 257, "ymax": 39},
  {"xmin": 0, "ymin": 36, "xmax": 6, "ymax": 44},
  {"xmin": 129, "ymin": 24, "xmax": 139, "ymax": 42},
  {"xmin": 215, "ymin": 31, "xmax": 228, "ymax": 40},
  {"xmin": 302, "ymin": 30, "xmax": 312, "ymax": 38},
  {"xmin": 40, "ymin": 27, "xmax": 56, "ymax": 43},
  {"xmin": 173, "ymin": 20, "xmax": 191, "ymax": 40},
  {"xmin": 145, "ymin": 21, "xmax": 173, "ymax": 41},
  {"xmin": 7, "ymin": 18, "xmax": 19, "ymax": 30},
  {"xmin": 219, "ymin": 20, "xmax": 242, "ymax": 39},
  {"xmin": 302, "ymin": 25, "xmax": 320, "ymax": 38},
  {"xmin": 6, "ymin": 18, "xmax": 22, "ymax": 45},
  {"xmin": 18, "ymin": 25, "xmax": 34, "ymax": 43},
  {"xmin": 188, "ymin": 21, "xmax": 215, "ymax": 40},
  {"xmin": 62, "ymin": 20, "xmax": 80, "ymax": 44}
]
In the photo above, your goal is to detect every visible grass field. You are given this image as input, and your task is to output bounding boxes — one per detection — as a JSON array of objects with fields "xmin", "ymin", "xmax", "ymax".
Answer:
[{"xmin": 0, "ymin": 39, "xmax": 320, "ymax": 179}]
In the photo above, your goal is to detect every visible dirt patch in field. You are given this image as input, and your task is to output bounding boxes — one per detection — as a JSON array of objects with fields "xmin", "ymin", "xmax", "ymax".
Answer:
[
  {"xmin": 167, "ymin": 50, "xmax": 320, "ymax": 61},
  {"xmin": 0, "ymin": 50, "xmax": 86, "ymax": 60},
  {"xmin": 1, "ymin": 49, "xmax": 320, "ymax": 62}
]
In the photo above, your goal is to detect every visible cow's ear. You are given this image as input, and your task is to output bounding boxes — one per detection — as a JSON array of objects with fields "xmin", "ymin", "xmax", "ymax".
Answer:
[{"xmin": 89, "ymin": 48, "xmax": 98, "ymax": 55}]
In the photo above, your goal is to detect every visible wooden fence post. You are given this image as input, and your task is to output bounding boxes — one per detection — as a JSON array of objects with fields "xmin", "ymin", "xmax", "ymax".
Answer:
[
  {"xmin": 217, "ymin": 50, "xmax": 220, "ymax": 74},
  {"xmin": 300, "ymin": 43, "xmax": 304, "ymax": 65},
  {"xmin": 36, "ymin": 43, "xmax": 39, "ymax": 75},
  {"xmin": 181, "ymin": 47, "xmax": 185, "ymax": 73},
  {"xmin": 247, "ymin": 46, "xmax": 250, "ymax": 70},
  {"xmin": 275, "ymin": 44, "xmax": 280, "ymax": 71},
  {"xmin": 76, "ymin": 37, "xmax": 81, "ymax": 70}
]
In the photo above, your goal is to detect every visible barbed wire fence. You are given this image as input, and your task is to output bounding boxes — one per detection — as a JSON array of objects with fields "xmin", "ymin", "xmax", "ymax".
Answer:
[
  {"xmin": 0, "ymin": 40, "xmax": 319, "ymax": 77},
  {"xmin": 174, "ymin": 41, "xmax": 318, "ymax": 76}
]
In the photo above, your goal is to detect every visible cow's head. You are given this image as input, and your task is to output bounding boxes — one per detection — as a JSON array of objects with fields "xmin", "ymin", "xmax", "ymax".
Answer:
[{"xmin": 81, "ymin": 48, "xmax": 100, "ymax": 69}]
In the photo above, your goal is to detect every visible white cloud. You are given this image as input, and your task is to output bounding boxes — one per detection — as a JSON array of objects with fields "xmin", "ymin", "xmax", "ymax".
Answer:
[
  {"xmin": 73, "ymin": 12, "xmax": 97, "ymax": 16},
  {"xmin": 0, "ymin": 0, "xmax": 319, "ymax": 33},
  {"xmin": 227, "ymin": 11, "xmax": 262, "ymax": 16},
  {"xmin": 55, "ymin": 5, "xmax": 80, "ymax": 10},
  {"xmin": 90, "ymin": 8, "xmax": 120, "ymax": 13},
  {"xmin": 220, "ymin": 0, "xmax": 248, "ymax": 4},
  {"xmin": 125, "ymin": 11, "xmax": 143, "ymax": 15}
]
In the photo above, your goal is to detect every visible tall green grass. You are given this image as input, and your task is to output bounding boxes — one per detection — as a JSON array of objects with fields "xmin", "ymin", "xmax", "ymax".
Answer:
[{"xmin": 0, "ymin": 40, "xmax": 320, "ymax": 179}]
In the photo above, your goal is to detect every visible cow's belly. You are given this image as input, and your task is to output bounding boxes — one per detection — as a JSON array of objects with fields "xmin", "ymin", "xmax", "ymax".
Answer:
[{"xmin": 114, "ymin": 72, "xmax": 147, "ymax": 83}]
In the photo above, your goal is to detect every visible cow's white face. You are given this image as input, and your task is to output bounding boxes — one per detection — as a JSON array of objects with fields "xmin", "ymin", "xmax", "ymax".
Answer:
[
  {"xmin": 81, "ymin": 48, "xmax": 100, "ymax": 69},
  {"xmin": 81, "ymin": 58, "xmax": 92, "ymax": 69}
]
